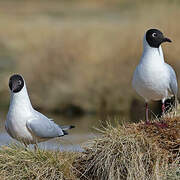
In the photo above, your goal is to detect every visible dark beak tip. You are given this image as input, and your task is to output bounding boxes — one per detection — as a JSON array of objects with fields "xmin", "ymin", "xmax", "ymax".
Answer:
[{"xmin": 164, "ymin": 37, "xmax": 172, "ymax": 43}]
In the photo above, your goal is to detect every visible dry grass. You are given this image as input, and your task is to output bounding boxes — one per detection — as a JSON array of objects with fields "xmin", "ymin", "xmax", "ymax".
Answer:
[
  {"xmin": 0, "ymin": 144, "xmax": 77, "ymax": 180},
  {"xmin": 0, "ymin": 114, "xmax": 179, "ymax": 179},
  {"xmin": 73, "ymin": 115, "xmax": 180, "ymax": 180}
]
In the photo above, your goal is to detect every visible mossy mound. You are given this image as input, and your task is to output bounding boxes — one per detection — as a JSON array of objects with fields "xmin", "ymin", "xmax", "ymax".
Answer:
[{"xmin": 73, "ymin": 116, "xmax": 180, "ymax": 180}]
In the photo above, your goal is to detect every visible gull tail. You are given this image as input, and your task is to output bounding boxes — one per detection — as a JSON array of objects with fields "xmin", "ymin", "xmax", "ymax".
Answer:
[{"xmin": 61, "ymin": 125, "xmax": 75, "ymax": 135}]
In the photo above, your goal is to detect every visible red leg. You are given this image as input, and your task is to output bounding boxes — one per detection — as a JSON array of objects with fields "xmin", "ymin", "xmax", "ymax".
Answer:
[
  {"xmin": 154, "ymin": 100, "xmax": 168, "ymax": 128},
  {"xmin": 145, "ymin": 103, "xmax": 150, "ymax": 124},
  {"xmin": 162, "ymin": 102, "xmax": 165, "ymax": 114}
]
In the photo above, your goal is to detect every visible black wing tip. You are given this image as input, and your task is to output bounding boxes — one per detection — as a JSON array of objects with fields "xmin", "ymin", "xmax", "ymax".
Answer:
[
  {"xmin": 63, "ymin": 130, "xmax": 68, "ymax": 135},
  {"xmin": 62, "ymin": 125, "xmax": 75, "ymax": 136},
  {"xmin": 70, "ymin": 125, "xmax": 75, "ymax": 129}
]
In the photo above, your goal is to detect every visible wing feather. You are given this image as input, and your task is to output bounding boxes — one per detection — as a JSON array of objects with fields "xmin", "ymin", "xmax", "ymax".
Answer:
[
  {"xmin": 165, "ymin": 63, "xmax": 178, "ymax": 96},
  {"xmin": 26, "ymin": 114, "xmax": 64, "ymax": 138}
]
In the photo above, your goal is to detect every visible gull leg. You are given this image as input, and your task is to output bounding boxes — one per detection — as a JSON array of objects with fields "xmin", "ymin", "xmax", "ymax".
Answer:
[
  {"xmin": 34, "ymin": 143, "xmax": 38, "ymax": 152},
  {"xmin": 161, "ymin": 99, "xmax": 166, "ymax": 122},
  {"xmin": 155, "ymin": 99, "xmax": 168, "ymax": 128},
  {"xmin": 145, "ymin": 102, "xmax": 150, "ymax": 124},
  {"xmin": 23, "ymin": 142, "xmax": 28, "ymax": 151},
  {"xmin": 162, "ymin": 99, "xmax": 165, "ymax": 116}
]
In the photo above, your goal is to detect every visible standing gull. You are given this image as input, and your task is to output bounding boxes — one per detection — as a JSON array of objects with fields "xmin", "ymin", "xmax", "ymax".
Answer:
[
  {"xmin": 132, "ymin": 29, "xmax": 178, "ymax": 126},
  {"xmin": 5, "ymin": 74, "xmax": 75, "ymax": 147}
]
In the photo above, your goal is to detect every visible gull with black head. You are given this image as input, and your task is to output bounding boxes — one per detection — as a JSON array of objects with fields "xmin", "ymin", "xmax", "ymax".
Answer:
[
  {"xmin": 132, "ymin": 28, "xmax": 178, "ymax": 127},
  {"xmin": 5, "ymin": 74, "xmax": 75, "ymax": 148}
]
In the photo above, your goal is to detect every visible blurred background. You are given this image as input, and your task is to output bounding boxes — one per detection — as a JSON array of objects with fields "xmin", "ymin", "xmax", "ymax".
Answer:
[{"xmin": 0, "ymin": 0, "xmax": 180, "ymax": 149}]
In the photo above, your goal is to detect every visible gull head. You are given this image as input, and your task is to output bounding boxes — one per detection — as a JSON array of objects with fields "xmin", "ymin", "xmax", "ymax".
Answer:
[
  {"xmin": 146, "ymin": 29, "xmax": 172, "ymax": 48},
  {"xmin": 9, "ymin": 74, "xmax": 24, "ymax": 93}
]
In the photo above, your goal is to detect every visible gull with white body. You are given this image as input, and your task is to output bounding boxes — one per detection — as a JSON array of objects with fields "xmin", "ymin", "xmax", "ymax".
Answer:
[
  {"xmin": 132, "ymin": 29, "xmax": 178, "ymax": 126},
  {"xmin": 5, "ymin": 74, "xmax": 75, "ymax": 146}
]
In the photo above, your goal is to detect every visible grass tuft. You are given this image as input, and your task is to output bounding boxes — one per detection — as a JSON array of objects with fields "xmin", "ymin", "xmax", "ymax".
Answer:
[
  {"xmin": 73, "ymin": 115, "xmax": 180, "ymax": 180},
  {"xmin": 0, "ymin": 115, "xmax": 179, "ymax": 179},
  {"xmin": 0, "ymin": 144, "xmax": 77, "ymax": 180}
]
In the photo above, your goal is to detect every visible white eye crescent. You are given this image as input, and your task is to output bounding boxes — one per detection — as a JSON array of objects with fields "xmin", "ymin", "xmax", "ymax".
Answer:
[{"xmin": 152, "ymin": 33, "xmax": 157, "ymax": 37}]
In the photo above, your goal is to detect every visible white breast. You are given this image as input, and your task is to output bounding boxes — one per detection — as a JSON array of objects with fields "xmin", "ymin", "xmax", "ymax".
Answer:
[
  {"xmin": 132, "ymin": 38, "xmax": 171, "ymax": 102},
  {"xmin": 6, "ymin": 109, "xmax": 34, "ymax": 143},
  {"xmin": 5, "ymin": 85, "xmax": 35, "ymax": 144},
  {"xmin": 132, "ymin": 62, "xmax": 170, "ymax": 101}
]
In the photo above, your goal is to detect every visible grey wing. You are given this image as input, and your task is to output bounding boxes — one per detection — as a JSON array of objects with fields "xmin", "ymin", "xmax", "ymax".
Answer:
[
  {"xmin": 26, "ymin": 114, "xmax": 64, "ymax": 138},
  {"xmin": 166, "ymin": 63, "xmax": 178, "ymax": 96}
]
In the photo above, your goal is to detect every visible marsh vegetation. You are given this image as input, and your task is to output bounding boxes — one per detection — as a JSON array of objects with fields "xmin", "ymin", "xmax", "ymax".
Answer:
[{"xmin": 0, "ymin": 113, "xmax": 179, "ymax": 180}]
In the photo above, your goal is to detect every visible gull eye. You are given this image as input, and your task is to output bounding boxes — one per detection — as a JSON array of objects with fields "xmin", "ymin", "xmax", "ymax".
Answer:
[
  {"xmin": 18, "ymin": 80, "xmax": 21, "ymax": 85},
  {"xmin": 152, "ymin": 33, "xmax": 157, "ymax": 37}
]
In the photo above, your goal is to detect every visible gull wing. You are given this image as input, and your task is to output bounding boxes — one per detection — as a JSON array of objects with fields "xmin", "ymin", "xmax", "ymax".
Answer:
[
  {"xmin": 165, "ymin": 63, "xmax": 178, "ymax": 96},
  {"xmin": 26, "ymin": 113, "xmax": 64, "ymax": 138}
]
